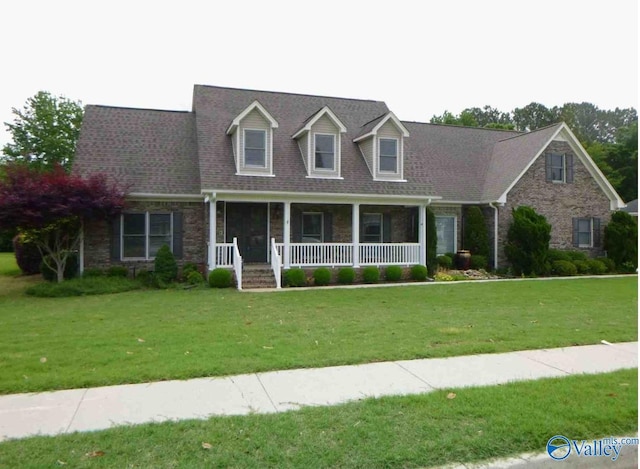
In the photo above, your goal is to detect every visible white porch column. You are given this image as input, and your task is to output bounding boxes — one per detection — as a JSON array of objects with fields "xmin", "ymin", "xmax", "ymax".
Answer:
[
  {"xmin": 208, "ymin": 199, "xmax": 216, "ymax": 270},
  {"xmin": 352, "ymin": 203, "xmax": 360, "ymax": 267},
  {"xmin": 79, "ymin": 222, "xmax": 85, "ymax": 275},
  {"xmin": 418, "ymin": 204, "xmax": 426, "ymax": 266},
  {"xmin": 283, "ymin": 201, "xmax": 291, "ymax": 268}
]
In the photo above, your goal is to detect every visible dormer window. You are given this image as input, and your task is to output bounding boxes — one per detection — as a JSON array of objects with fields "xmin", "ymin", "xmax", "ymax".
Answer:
[
  {"xmin": 314, "ymin": 134, "xmax": 335, "ymax": 171},
  {"xmin": 379, "ymin": 138, "xmax": 398, "ymax": 173},
  {"xmin": 244, "ymin": 129, "xmax": 266, "ymax": 167}
]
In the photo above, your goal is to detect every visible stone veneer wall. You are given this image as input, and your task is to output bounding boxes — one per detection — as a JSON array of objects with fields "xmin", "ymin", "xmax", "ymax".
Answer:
[
  {"xmin": 83, "ymin": 201, "xmax": 206, "ymax": 273},
  {"xmin": 496, "ymin": 141, "xmax": 612, "ymax": 266}
]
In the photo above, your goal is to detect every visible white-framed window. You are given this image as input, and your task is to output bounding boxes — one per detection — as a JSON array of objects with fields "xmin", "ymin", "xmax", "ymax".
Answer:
[
  {"xmin": 122, "ymin": 212, "xmax": 172, "ymax": 259},
  {"xmin": 362, "ymin": 213, "xmax": 382, "ymax": 243},
  {"xmin": 435, "ymin": 216, "xmax": 456, "ymax": 255},
  {"xmin": 379, "ymin": 138, "xmax": 398, "ymax": 173},
  {"xmin": 549, "ymin": 153, "xmax": 565, "ymax": 182},
  {"xmin": 302, "ymin": 212, "xmax": 323, "ymax": 242},
  {"xmin": 574, "ymin": 218, "xmax": 594, "ymax": 248},
  {"xmin": 244, "ymin": 129, "xmax": 266, "ymax": 167},
  {"xmin": 314, "ymin": 134, "xmax": 335, "ymax": 171}
]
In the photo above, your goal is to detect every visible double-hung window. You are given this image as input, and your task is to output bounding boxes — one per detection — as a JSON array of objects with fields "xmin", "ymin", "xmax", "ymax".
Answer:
[
  {"xmin": 435, "ymin": 216, "xmax": 456, "ymax": 255},
  {"xmin": 314, "ymin": 134, "xmax": 335, "ymax": 171},
  {"xmin": 573, "ymin": 217, "xmax": 600, "ymax": 248},
  {"xmin": 379, "ymin": 138, "xmax": 398, "ymax": 173},
  {"xmin": 244, "ymin": 129, "xmax": 266, "ymax": 167},
  {"xmin": 302, "ymin": 212, "xmax": 323, "ymax": 242},
  {"xmin": 549, "ymin": 153, "xmax": 565, "ymax": 182},
  {"xmin": 122, "ymin": 213, "xmax": 172, "ymax": 259}
]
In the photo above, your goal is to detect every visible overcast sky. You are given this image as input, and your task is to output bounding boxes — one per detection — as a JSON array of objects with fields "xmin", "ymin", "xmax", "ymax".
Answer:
[{"xmin": 1, "ymin": 0, "xmax": 637, "ymax": 147}]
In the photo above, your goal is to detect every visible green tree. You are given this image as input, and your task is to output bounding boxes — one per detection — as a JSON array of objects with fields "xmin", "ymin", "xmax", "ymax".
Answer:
[
  {"xmin": 463, "ymin": 206, "xmax": 490, "ymax": 258},
  {"xmin": 2, "ymin": 91, "xmax": 84, "ymax": 172},
  {"xmin": 604, "ymin": 211, "xmax": 638, "ymax": 269},
  {"xmin": 505, "ymin": 206, "xmax": 551, "ymax": 276},
  {"xmin": 512, "ymin": 102, "xmax": 559, "ymax": 131},
  {"xmin": 426, "ymin": 207, "xmax": 437, "ymax": 276}
]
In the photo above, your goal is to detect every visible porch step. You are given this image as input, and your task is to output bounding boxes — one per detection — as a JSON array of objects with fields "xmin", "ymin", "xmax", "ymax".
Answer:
[{"xmin": 241, "ymin": 265, "xmax": 278, "ymax": 289}]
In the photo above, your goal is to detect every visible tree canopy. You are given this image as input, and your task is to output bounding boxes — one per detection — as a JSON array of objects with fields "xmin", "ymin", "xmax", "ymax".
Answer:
[
  {"xmin": 0, "ymin": 165, "xmax": 125, "ymax": 282},
  {"xmin": 2, "ymin": 91, "xmax": 84, "ymax": 172}
]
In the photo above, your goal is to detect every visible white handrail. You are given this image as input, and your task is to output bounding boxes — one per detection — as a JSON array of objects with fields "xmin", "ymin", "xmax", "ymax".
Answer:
[
  {"xmin": 232, "ymin": 237, "xmax": 242, "ymax": 290},
  {"xmin": 274, "ymin": 242, "xmax": 421, "ymax": 267},
  {"xmin": 270, "ymin": 238, "xmax": 282, "ymax": 289}
]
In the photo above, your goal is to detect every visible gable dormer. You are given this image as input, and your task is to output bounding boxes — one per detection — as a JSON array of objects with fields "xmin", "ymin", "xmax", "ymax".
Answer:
[
  {"xmin": 354, "ymin": 112, "xmax": 409, "ymax": 182},
  {"xmin": 292, "ymin": 106, "xmax": 347, "ymax": 179},
  {"xmin": 226, "ymin": 100, "xmax": 278, "ymax": 177}
]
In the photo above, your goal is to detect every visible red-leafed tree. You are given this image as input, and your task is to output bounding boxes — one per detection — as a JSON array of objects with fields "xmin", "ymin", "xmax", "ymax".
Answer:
[{"xmin": 0, "ymin": 165, "xmax": 126, "ymax": 282}]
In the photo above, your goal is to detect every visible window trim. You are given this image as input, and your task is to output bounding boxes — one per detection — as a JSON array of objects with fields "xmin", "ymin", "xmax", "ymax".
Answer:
[
  {"xmin": 362, "ymin": 212, "xmax": 383, "ymax": 243},
  {"xmin": 435, "ymin": 215, "xmax": 457, "ymax": 256},
  {"xmin": 121, "ymin": 212, "xmax": 173, "ymax": 260},
  {"xmin": 576, "ymin": 217, "xmax": 593, "ymax": 248},
  {"xmin": 243, "ymin": 128, "xmax": 267, "ymax": 169},
  {"xmin": 302, "ymin": 212, "xmax": 324, "ymax": 242},
  {"xmin": 313, "ymin": 133, "xmax": 336, "ymax": 172},
  {"xmin": 378, "ymin": 137, "xmax": 399, "ymax": 174}
]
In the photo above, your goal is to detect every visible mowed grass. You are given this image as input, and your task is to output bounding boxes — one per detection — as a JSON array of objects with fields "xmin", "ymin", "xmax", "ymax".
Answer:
[
  {"xmin": 0, "ymin": 252, "xmax": 637, "ymax": 394},
  {"xmin": 0, "ymin": 369, "xmax": 636, "ymax": 468}
]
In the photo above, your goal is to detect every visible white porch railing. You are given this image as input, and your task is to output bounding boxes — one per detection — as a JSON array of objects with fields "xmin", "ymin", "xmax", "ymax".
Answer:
[
  {"xmin": 215, "ymin": 243, "xmax": 234, "ymax": 267},
  {"xmin": 275, "ymin": 242, "xmax": 420, "ymax": 267},
  {"xmin": 232, "ymin": 237, "xmax": 242, "ymax": 290},
  {"xmin": 270, "ymin": 238, "xmax": 282, "ymax": 289},
  {"xmin": 359, "ymin": 243, "xmax": 420, "ymax": 266}
]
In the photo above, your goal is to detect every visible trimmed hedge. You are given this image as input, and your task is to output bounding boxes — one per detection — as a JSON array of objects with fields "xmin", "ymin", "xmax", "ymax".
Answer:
[
  {"xmin": 208, "ymin": 268, "xmax": 232, "ymax": 288},
  {"xmin": 548, "ymin": 249, "xmax": 571, "ymax": 263},
  {"xmin": 596, "ymin": 257, "xmax": 616, "ymax": 273},
  {"xmin": 587, "ymin": 259, "xmax": 607, "ymax": 275},
  {"xmin": 436, "ymin": 255, "xmax": 453, "ymax": 269},
  {"xmin": 566, "ymin": 250, "xmax": 588, "ymax": 262},
  {"xmin": 470, "ymin": 255, "xmax": 487, "ymax": 270},
  {"xmin": 186, "ymin": 270, "xmax": 205, "ymax": 285},
  {"xmin": 384, "ymin": 265, "xmax": 403, "ymax": 282},
  {"xmin": 573, "ymin": 260, "xmax": 590, "ymax": 274},
  {"xmin": 313, "ymin": 267, "xmax": 331, "ymax": 286},
  {"xmin": 284, "ymin": 268, "xmax": 306, "ymax": 287},
  {"xmin": 410, "ymin": 264, "xmax": 428, "ymax": 281},
  {"xmin": 362, "ymin": 266, "xmax": 380, "ymax": 284},
  {"xmin": 337, "ymin": 267, "xmax": 355, "ymax": 285},
  {"xmin": 552, "ymin": 260, "xmax": 577, "ymax": 276}
]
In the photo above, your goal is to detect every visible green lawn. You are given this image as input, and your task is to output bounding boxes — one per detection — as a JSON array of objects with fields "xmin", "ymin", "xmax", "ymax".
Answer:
[
  {"xmin": 0, "ymin": 252, "xmax": 636, "ymax": 394},
  {"xmin": 0, "ymin": 369, "xmax": 636, "ymax": 468}
]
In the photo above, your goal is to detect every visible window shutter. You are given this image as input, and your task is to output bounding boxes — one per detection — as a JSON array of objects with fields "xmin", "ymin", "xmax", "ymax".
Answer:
[
  {"xmin": 383, "ymin": 214, "xmax": 392, "ymax": 243},
  {"xmin": 592, "ymin": 217, "xmax": 601, "ymax": 247},
  {"xmin": 110, "ymin": 216, "xmax": 121, "ymax": 261},
  {"xmin": 572, "ymin": 217, "xmax": 579, "ymax": 247},
  {"xmin": 172, "ymin": 212, "xmax": 184, "ymax": 259},
  {"xmin": 566, "ymin": 154, "xmax": 574, "ymax": 183},
  {"xmin": 291, "ymin": 206, "xmax": 302, "ymax": 242},
  {"xmin": 323, "ymin": 212, "xmax": 333, "ymax": 242},
  {"xmin": 545, "ymin": 154, "xmax": 553, "ymax": 182}
]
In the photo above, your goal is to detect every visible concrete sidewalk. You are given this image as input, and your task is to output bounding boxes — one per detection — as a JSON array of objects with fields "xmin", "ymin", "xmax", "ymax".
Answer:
[{"xmin": 0, "ymin": 341, "xmax": 637, "ymax": 443}]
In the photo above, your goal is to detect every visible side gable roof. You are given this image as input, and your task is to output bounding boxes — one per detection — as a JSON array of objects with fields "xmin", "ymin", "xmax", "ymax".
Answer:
[{"xmin": 73, "ymin": 105, "xmax": 200, "ymax": 195}]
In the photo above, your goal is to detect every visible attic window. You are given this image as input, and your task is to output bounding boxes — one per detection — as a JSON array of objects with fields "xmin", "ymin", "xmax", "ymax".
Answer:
[
  {"xmin": 244, "ymin": 129, "xmax": 266, "ymax": 167},
  {"xmin": 379, "ymin": 138, "xmax": 398, "ymax": 172},
  {"xmin": 314, "ymin": 134, "xmax": 335, "ymax": 171},
  {"xmin": 550, "ymin": 153, "xmax": 565, "ymax": 182}
]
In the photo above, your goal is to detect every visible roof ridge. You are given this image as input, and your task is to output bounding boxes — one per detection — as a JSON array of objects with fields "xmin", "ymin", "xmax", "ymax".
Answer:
[
  {"xmin": 497, "ymin": 122, "xmax": 563, "ymax": 142},
  {"xmin": 86, "ymin": 104, "xmax": 191, "ymax": 114},
  {"xmin": 193, "ymin": 84, "xmax": 386, "ymax": 106},
  {"xmin": 404, "ymin": 120, "xmax": 522, "ymax": 134}
]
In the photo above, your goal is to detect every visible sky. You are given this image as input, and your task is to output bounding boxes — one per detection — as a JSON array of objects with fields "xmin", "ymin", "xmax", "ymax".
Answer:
[{"xmin": 0, "ymin": 0, "xmax": 637, "ymax": 148}]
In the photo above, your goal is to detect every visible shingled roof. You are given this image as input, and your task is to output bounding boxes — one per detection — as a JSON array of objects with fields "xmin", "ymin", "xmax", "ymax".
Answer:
[{"xmin": 73, "ymin": 85, "xmax": 579, "ymax": 203}]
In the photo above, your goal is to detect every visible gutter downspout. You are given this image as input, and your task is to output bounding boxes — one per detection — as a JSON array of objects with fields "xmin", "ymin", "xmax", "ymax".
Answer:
[{"xmin": 488, "ymin": 202, "xmax": 500, "ymax": 270}]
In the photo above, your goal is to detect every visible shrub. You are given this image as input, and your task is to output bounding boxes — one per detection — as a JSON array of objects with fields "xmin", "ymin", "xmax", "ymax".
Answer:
[
  {"xmin": 313, "ymin": 267, "xmax": 331, "ymax": 286},
  {"xmin": 436, "ymin": 255, "xmax": 453, "ymax": 269},
  {"xmin": 284, "ymin": 268, "xmax": 306, "ymax": 287},
  {"xmin": 547, "ymin": 249, "xmax": 571, "ymax": 263},
  {"xmin": 410, "ymin": 264, "xmax": 428, "ymax": 281},
  {"xmin": 470, "ymin": 255, "xmax": 487, "ymax": 270},
  {"xmin": 186, "ymin": 270, "xmax": 205, "ymax": 285},
  {"xmin": 565, "ymin": 250, "xmax": 588, "ymax": 262},
  {"xmin": 604, "ymin": 211, "xmax": 638, "ymax": 269},
  {"xmin": 208, "ymin": 268, "xmax": 232, "ymax": 288},
  {"xmin": 12, "ymin": 234, "xmax": 42, "ymax": 275},
  {"xmin": 573, "ymin": 260, "xmax": 590, "ymax": 274},
  {"xmin": 434, "ymin": 272, "xmax": 455, "ymax": 281},
  {"xmin": 41, "ymin": 252, "xmax": 78, "ymax": 282},
  {"xmin": 596, "ymin": 257, "xmax": 616, "ymax": 273},
  {"xmin": 136, "ymin": 270, "xmax": 154, "ymax": 286},
  {"xmin": 106, "ymin": 265, "xmax": 128, "ymax": 278},
  {"xmin": 182, "ymin": 262, "xmax": 199, "ymax": 277},
  {"xmin": 464, "ymin": 206, "xmax": 490, "ymax": 258},
  {"xmin": 154, "ymin": 245, "xmax": 178, "ymax": 283},
  {"xmin": 551, "ymin": 260, "xmax": 577, "ymax": 276},
  {"xmin": 362, "ymin": 266, "xmax": 380, "ymax": 284},
  {"xmin": 337, "ymin": 267, "xmax": 355, "ymax": 285},
  {"xmin": 587, "ymin": 259, "xmax": 607, "ymax": 275},
  {"xmin": 26, "ymin": 276, "xmax": 142, "ymax": 297},
  {"xmin": 505, "ymin": 206, "xmax": 551, "ymax": 276},
  {"xmin": 384, "ymin": 265, "xmax": 403, "ymax": 282},
  {"xmin": 618, "ymin": 261, "xmax": 637, "ymax": 274},
  {"xmin": 82, "ymin": 268, "xmax": 104, "ymax": 278},
  {"xmin": 426, "ymin": 208, "xmax": 437, "ymax": 276},
  {"xmin": 445, "ymin": 252, "xmax": 456, "ymax": 260}
]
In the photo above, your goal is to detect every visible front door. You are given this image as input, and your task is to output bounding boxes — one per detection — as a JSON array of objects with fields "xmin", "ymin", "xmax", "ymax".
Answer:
[{"xmin": 225, "ymin": 203, "xmax": 268, "ymax": 263}]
